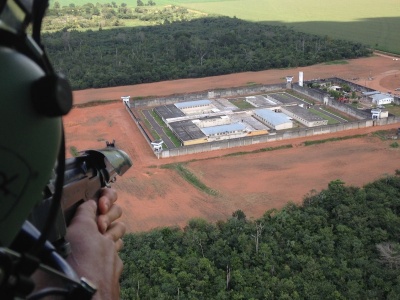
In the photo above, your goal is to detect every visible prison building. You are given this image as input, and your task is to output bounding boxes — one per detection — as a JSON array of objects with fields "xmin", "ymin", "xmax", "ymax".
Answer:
[
  {"xmin": 362, "ymin": 91, "xmax": 380, "ymax": 97},
  {"xmin": 154, "ymin": 104, "xmax": 185, "ymax": 122},
  {"xmin": 281, "ymin": 105, "xmax": 328, "ymax": 127},
  {"xmin": 328, "ymin": 85, "xmax": 342, "ymax": 92},
  {"xmin": 175, "ymin": 100, "xmax": 218, "ymax": 115},
  {"xmin": 369, "ymin": 93, "xmax": 394, "ymax": 105},
  {"xmin": 168, "ymin": 119, "xmax": 207, "ymax": 146},
  {"xmin": 253, "ymin": 109, "xmax": 293, "ymax": 130},
  {"xmin": 231, "ymin": 111, "xmax": 270, "ymax": 131},
  {"xmin": 192, "ymin": 115, "xmax": 231, "ymax": 128},
  {"xmin": 201, "ymin": 123, "xmax": 247, "ymax": 142}
]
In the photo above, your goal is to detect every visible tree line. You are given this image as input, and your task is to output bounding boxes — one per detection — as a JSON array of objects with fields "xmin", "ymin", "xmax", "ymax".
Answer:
[
  {"xmin": 120, "ymin": 176, "xmax": 400, "ymax": 299},
  {"xmin": 44, "ymin": 2, "xmax": 198, "ymax": 31},
  {"xmin": 42, "ymin": 16, "xmax": 372, "ymax": 90}
]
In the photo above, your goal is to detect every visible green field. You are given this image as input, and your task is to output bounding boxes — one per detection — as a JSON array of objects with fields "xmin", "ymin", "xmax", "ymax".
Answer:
[
  {"xmin": 174, "ymin": 0, "xmax": 400, "ymax": 54},
  {"xmin": 54, "ymin": 0, "xmax": 400, "ymax": 54}
]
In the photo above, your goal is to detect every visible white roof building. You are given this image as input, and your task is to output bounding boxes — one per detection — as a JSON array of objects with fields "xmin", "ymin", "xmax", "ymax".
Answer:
[
  {"xmin": 253, "ymin": 109, "xmax": 293, "ymax": 130},
  {"xmin": 201, "ymin": 123, "xmax": 247, "ymax": 141},
  {"xmin": 329, "ymin": 85, "xmax": 342, "ymax": 91},
  {"xmin": 175, "ymin": 100, "xmax": 218, "ymax": 116},
  {"xmin": 369, "ymin": 93, "xmax": 394, "ymax": 105},
  {"xmin": 201, "ymin": 123, "xmax": 246, "ymax": 136},
  {"xmin": 175, "ymin": 100, "xmax": 211, "ymax": 109}
]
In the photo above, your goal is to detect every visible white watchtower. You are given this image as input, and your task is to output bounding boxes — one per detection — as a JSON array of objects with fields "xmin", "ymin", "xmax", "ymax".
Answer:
[
  {"xmin": 151, "ymin": 139, "xmax": 164, "ymax": 159},
  {"xmin": 151, "ymin": 139, "xmax": 164, "ymax": 152},
  {"xmin": 285, "ymin": 76, "xmax": 294, "ymax": 89},
  {"xmin": 121, "ymin": 96, "xmax": 131, "ymax": 107},
  {"xmin": 299, "ymin": 71, "xmax": 304, "ymax": 87}
]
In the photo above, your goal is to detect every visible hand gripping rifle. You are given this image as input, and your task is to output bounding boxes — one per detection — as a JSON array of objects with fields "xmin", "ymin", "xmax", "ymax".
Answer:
[
  {"xmin": 29, "ymin": 143, "xmax": 132, "ymax": 257},
  {"xmin": 0, "ymin": 144, "xmax": 132, "ymax": 299}
]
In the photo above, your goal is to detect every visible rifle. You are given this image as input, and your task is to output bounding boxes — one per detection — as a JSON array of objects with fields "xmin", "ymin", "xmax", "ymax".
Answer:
[{"xmin": 29, "ymin": 144, "xmax": 132, "ymax": 256}]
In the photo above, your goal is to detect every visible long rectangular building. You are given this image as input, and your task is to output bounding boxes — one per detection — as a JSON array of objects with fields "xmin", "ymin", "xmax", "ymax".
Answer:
[{"xmin": 253, "ymin": 109, "xmax": 293, "ymax": 130}]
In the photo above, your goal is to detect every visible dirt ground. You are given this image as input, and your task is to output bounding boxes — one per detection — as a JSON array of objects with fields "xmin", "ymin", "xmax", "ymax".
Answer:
[
  {"xmin": 64, "ymin": 54, "xmax": 400, "ymax": 232},
  {"xmin": 72, "ymin": 53, "xmax": 400, "ymax": 104}
]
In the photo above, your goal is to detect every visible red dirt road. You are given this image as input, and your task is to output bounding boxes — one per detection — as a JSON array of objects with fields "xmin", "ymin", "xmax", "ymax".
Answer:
[
  {"xmin": 72, "ymin": 54, "xmax": 400, "ymax": 105},
  {"xmin": 64, "ymin": 54, "xmax": 400, "ymax": 232}
]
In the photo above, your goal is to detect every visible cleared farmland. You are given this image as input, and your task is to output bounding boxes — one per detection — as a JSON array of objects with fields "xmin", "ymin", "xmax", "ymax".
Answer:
[
  {"xmin": 54, "ymin": 0, "xmax": 400, "ymax": 54},
  {"xmin": 168, "ymin": 0, "xmax": 400, "ymax": 54}
]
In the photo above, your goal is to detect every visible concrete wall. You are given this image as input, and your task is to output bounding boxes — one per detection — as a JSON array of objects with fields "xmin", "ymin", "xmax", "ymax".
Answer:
[
  {"xmin": 124, "ymin": 80, "xmax": 400, "ymax": 159},
  {"xmin": 160, "ymin": 116, "xmax": 400, "ymax": 158},
  {"xmin": 129, "ymin": 84, "xmax": 286, "ymax": 108},
  {"xmin": 292, "ymin": 83, "xmax": 326, "ymax": 103},
  {"xmin": 327, "ymin": 77, "xmax": 376, "ymax": 93},
  {"xmin": 293, "ymin": 82, "xmax": 371, "ymax": 119},
  {"xmin": 327, "ymin": 99, "xmax": 371, "ymax": 119},
  {"xmin": 125, "ymin": 103, "xmax": 152, "ymax": 145},
  {"xmin": 327, "ymin": 77, "xmax": 400, "ymax": 105}
]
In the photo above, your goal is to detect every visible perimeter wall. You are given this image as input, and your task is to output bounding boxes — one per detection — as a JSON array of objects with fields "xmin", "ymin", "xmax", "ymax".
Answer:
[
  {"xmin": 129, "ymin": 83, "xmax": 285, "ymax": 108},
  {"xmin": 124, "ymin": 81, "xmax": 400, "ymax": 158},
  {"xmin": 160, "ymin": 116, "xmax": 400, "ymax": 158}
]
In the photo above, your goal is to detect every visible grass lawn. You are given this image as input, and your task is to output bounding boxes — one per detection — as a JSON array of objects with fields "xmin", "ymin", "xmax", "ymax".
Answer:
[
  {"xmin": 309, "ymin": 108, "xmax": 340, "ymax": 125},
  {"xmin": 229, "ymin": 98, "xmax": 255, "ymax": 110},
  {"xmin": 385, "ymin": 104, "xmax": 400, "ymax": 116}
]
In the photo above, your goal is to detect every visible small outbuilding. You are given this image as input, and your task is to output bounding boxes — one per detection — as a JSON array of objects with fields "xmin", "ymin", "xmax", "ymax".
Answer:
[
  {"xmin": 329, "ymin": 85, "xmax": 342, "ymax": 92},
  {"xmin": 369, "ymin": 93, "xmax": 394, "ymax": 105},
  {"xmin": 371, "ymin": 108, "xmax": 389, "ymax": 119}
]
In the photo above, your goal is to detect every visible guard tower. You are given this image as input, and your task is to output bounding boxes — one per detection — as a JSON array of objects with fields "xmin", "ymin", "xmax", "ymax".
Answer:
[
  {"xmin": 299, "ymin": 71, "xmax": 304, "ymax": 87},
  {"xmin": 285, "ymin": 76, "xmax": 294, "ymax": 89},
  {"xmin": 151, "ymin": 139, "xmax": 164, "ymax": 152},
  {"xmin": 121, "ymin": 96, "xmax": 131, "ymax": 107},
  {"xmin": 151, "ymin": 139, "xmax": 164, "ymax": 159}
]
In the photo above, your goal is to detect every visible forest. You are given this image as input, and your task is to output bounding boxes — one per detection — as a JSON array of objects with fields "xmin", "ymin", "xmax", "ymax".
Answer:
[
  {"xmin": 120, "ymin": 176, "xmax": 400, "ymax": 299},
  {"xmin": 44, "ymin": 1, "xmax": 204, "ymax": 31},
  {"xmin": 43, "ymin": 16, "xmax": 372, "ymax": 90}
]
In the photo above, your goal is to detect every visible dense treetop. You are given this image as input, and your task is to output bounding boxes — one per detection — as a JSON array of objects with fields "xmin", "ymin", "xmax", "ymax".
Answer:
[
  {"xmin": 44, "ymin": 1, "xmax": 203, "ymax": 31},
  {"xmin": 43, "ymin": 16, "xmax": 372, "ymax": 90},
  {"xmin": 120, "ymin": 176, "xmax": 400, "ymax": 299}
]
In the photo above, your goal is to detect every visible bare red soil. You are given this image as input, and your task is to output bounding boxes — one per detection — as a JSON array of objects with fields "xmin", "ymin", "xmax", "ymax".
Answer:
[
  {"xmin": 64, "ymin": 54, "xmax": 400, "ymax": 232},
  {"xmin": 73, "ymin": 54, "xmax": 400, "ymax": 105}
]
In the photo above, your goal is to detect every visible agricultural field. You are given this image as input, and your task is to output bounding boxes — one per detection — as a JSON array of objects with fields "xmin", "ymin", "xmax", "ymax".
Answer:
[
  {"xmin": 54, "ymin": 0, "xmax": 400, "ymax": 54},
  {"xmin": 174, "ymin": 0, "xmax": 400, "ymax": 54}
]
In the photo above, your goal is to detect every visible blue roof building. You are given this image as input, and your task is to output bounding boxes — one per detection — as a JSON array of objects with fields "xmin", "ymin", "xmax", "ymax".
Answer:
[
  {"xmin": 254, "ymin": 109, "xmax": 293, "ymax": 130},
  {"xmin": 202, "ymin": 123, "xmax": 246, "ymax": 136}
]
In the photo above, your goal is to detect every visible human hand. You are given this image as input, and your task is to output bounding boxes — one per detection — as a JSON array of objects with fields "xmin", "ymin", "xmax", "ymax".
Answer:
[
  {"xmin": 66, "ymin": 197, "xmax": 125, "ymax": 300},
  {"xmin": 97, "ymin": 188, "xmax": 125, "ymax": 251}
]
